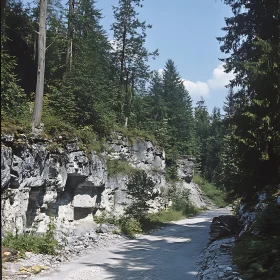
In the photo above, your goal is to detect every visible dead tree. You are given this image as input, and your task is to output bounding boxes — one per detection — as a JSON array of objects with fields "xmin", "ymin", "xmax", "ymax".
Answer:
[{"xmin": 32, "ymin": 0, "xmax": 47, "ymax": 132}]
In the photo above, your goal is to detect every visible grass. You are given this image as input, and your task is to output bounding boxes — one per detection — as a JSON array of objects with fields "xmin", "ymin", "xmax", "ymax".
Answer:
[
  {"xmin": 106, "ymin": 158, "xmax": 136, "ymax": 176},
  {"xmin": 137, "ymin": 205, "xmax": 200, "ymax": 233},
  {"xmin": 113, "ymin": 125, "xmax": 159, "ymax": 147},
  {"xmin": 193, "ymin": 173, "xmax": 227, "ymax": 207},
  {"xmin": 2, "ymin": 219, "xmax": 62, "ymax": 257},
  {"xmin": 96, "ymin": 205, "xmax": 200, "ymax": 238}
]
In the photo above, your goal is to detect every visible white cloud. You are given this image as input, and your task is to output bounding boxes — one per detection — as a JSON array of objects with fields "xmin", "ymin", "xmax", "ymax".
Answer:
[
  {"xmin": 182, "ymin": 79, "xmax": 210, "ymax": 97},
  {"xmin": 156, "ymin": 63, "xmax": 235, "ymax": 101},
  {"xmin": 207, "ymin": 63, "xmax": 235, "ymax": 89},
  {"xmin": 158, "ymin": 68, "xmax": 164, "ymax": 76}
]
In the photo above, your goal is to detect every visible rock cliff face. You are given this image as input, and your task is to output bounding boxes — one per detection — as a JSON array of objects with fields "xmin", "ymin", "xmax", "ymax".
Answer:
[{"xmin": 1, "ymin": 132, "xmax": 206, "ymax": 235}]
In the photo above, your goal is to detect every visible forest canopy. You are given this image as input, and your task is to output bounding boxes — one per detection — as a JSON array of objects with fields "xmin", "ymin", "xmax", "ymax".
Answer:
[{"xmin": 1, "ymin": 0, "xmax": 279, "ymax": 198}]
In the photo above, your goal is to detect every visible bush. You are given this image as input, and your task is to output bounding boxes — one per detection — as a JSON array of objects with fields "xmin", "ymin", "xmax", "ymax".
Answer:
[
  {"xmin": 171, "ymin": 185, "xmax": 200, "ymax": 216},
  {"xmin": 2, "ymin": 218, "xmax": 61, "ymax": 256},
  {"xmin": 233, "ymin": 235, "xmax": 280, "ymax": 280},
  {"xmin": 193, "ymin": 173, "xmax": 227, "ymax": 208},
  {"xmin": 118, "ymin": 217, "xmax": 142, "ymax": 238},
  {"xmin": 106, "ymin": 158, "xmax": 135, "ymax": 176},
  {"xmin": 125, "ymin": 170, "xmax": 157, "ymax": 220}
]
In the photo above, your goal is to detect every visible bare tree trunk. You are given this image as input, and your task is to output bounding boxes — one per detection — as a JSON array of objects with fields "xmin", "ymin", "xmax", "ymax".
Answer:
[
  {"xmin": 32, "ymin": 0, "xmax": 47, "ymax": 132},
  {"xmin": 66, "ymin": 0, "xmax": 74, "ymax": 70},
  {"xmin": 124, "ymin": 70, "xmax": 130, "ymax": 128},
  {"xmin": 120, "ymin": 24, "xmax": 126, "ymax": 83},
  {"xmin": 33, "ymin": 33, "xmax": 37, "ymax": 61}
]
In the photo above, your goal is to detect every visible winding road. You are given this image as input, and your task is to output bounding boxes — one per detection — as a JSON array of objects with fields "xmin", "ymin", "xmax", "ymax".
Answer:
[{"xmin": 38, "ymin": 209, "xmax": 230, "ymax": 280}]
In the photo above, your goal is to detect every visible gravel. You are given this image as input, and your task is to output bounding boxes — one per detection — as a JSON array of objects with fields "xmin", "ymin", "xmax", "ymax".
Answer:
[
  {"xmin": 198, "ymin": 237, "xmax": 243, "ymax": 280},
  {"xmin": 2, "ymin": 225, "xmax": 128, "ymax": 280}
]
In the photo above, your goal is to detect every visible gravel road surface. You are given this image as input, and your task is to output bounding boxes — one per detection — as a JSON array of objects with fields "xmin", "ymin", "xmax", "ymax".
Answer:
[{"xmin": 37, "ymin": 209, "xmax": 231, "ymax": 280}]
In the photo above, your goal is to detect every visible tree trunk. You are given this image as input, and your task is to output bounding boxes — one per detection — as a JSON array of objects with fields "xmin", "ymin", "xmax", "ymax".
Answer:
[
  {"xmin": 66, "ymin": 0, "xmax": 74, "ymax": 70},
  {"xmin": 32, "ymin": 0, "xmax": 47, "ymax": 132},
  {"xmin": 120, "ymin": 24, "xmax": 126, "ymax": 83},
  {"xmin": 124, "ymin": 70, "xmax": 130, "ymax": 128}
]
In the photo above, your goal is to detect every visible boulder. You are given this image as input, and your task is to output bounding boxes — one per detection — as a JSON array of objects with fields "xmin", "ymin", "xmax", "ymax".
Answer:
[
  {"xmin": 210, "ymin": 215, "xmax": 239, "ymax": 241},
  {"xmin": 177, "ymin": 158, "xmax": 195, "ymax": 183},
  {"xmin": 2, "ymin": 247, "xmax": 18, "ymax": 262}
]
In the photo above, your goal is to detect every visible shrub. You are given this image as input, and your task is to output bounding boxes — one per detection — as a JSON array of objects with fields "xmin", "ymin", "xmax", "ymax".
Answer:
[
  {"xmin": 118, "ymin": 217, "xmax": 142, "ymax": 238},
  {"xmin": 106, "ymin": 158, "xmax": 135, "ymax": 176},
  {"xmin": 171, "ymin": 185, "xmax": 200, "ymax": 216},
  {"xmin": 125, "ymin": 170, "xmax": 158, "ymax": 220},
  {"xmin": 193, "ymin": 173, "xmax": 227, "ymax": 208},
  {"xmin": 233, "ymin": 235, "xmax": 280, "ymax": 280},
  {"xmin": 2, "ymin": 218, "xmax": 61, "ymax": 256}
]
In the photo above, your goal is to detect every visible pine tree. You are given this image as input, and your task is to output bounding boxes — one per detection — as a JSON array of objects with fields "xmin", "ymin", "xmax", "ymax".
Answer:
[
  {"xmin": 218, "ymin": 0, "xmax": 280, "ymax": 196},
  {"xmin": 111, "ymin": 0, "xmax": 158, "ymax": 127},
  {"xmin": 161, "ymin": 59, "xmax": 194, "ymax": 155},
  {"xmin": 194, "ymin": 98, "xmax": 210, "ymax": 175}
]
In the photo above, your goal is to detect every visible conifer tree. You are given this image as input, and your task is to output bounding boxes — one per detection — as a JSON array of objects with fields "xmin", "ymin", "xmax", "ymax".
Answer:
[
  {"xmin": 111, "ymin": 0, "xmax": 158, "ymax": 127},
  {"xmin": 162, "ymin": 59, "xmax": 194, "ymax": 156},
  {"xmin": 218, "ymin": 0, "xmax": 280, "ymax": 196}
]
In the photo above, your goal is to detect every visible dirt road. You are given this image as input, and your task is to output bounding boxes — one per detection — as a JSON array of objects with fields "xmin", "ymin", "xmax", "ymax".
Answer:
[{"xmin": 38, "ymin": 209, "xmax": 230, "ymax": 280}]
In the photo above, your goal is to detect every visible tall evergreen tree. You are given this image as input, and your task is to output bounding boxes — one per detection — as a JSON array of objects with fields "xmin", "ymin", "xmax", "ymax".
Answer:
[
  {"xmin": 218, "ymin": 0, "xmax": 280, "ymax": 196},
  {"xmin": 162, "ymin": 59, "xmax": 194, "ymax": 155},
  {"xmin": 111, "ymin": 0, "xmax": 158, "ymax": 127},
  {"xmin": 194, "ymin": 98, "xmax": 210, "ymax": 175}
]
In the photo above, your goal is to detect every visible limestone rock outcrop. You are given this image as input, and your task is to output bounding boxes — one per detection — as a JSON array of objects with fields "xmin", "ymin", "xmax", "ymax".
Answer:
[
  {"xmin": 1, "ymin": 133, "xmax": 169, "ymax": 235},
  {"xmin": 1, "ymin": 132, "xmax": 211, "ymax": 235},
  {"xmin": 210, "ymin": 215, "xmax": 239, "ymax": 241}
]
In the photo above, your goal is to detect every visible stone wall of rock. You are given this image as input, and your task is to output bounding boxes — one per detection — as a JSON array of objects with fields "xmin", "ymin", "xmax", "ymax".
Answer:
[
  {"xmin": 1, "ymin": 132, "xmax": 171, "ymax": 235},
  {"xmin": 176, "ymin": 157, "xmax": 215, "ymax": 209},
  {"xmin": 1, "ymin": 132, "xmax": 211, "ymax": 235}
]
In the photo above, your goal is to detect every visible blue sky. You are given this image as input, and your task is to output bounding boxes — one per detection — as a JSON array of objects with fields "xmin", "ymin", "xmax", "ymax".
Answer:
[
  {"xmin": 95, "ymin": 0, "xmax": 234, "ymax": 113},
  {"xmin": 23, "ymin": 0, "xmax": 234, "ymax": 112}
]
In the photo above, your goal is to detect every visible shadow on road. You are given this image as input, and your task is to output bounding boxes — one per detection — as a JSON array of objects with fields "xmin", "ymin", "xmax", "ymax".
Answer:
[{"xmin": 72, "ymin": 209, "xmax": 229, "ymax": 280}]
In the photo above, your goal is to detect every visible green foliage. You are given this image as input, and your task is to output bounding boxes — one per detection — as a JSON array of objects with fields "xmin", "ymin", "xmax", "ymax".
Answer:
[
  {"xmin": 165, "ymin": 157, "xmax": 179, "ymax": 183},
  {"xmin": 1, "ymin": 43, "xmax": 26, "ymax": 118},
  {"xmin": 193, "ymin": 173, "xmax": 227, "ymax": 207},
  {"xmin": 2, "ymin": 218, "xmax": 61, "ymax": 256},
  {"xmin": 218, "ymin": 0, "xmax": 280, "ymax": 197},
  {"xmin": 118, "ymin": 217, "xmax": 142, "ymax": 238},
  {"xmin": 232, "ymin": 190, "xmax": 280, "ymax": 280},
  {"xmin": 171, "ymin": 184, "xmax": 200, "ymax": 216},
  {"xmin": 125, "ymin": 170, "xmax": 157, "ymax": 220},
  {"xmin": 254, "ymin": 203, "xmax": 280, "ymax": 237},
  {"xmin": 106, "ymin": 158, "xmax": 135, "ymax": 176},
  {"xmin": 114, "ymin": 125, "xmax": 158, "ymax": 147},
  {"xmin": 93, "ymin": 212, "xmax": 108, "ymax": 225},
  {"xmin": 233, "ymin": 235, "xmax": 280, "ymax": 280}
]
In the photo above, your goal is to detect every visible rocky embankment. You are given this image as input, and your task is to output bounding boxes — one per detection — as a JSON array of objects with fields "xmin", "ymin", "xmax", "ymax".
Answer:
[
  {"xmin": 199, "ymin": 185, "xmax": 280, "ymax": 280},
  {"xmin": 199, "ymin": 236, "xmax": 242, "ymax": 280},
  {"xmin": 1, "ymin": 132, "xmax": 212, "ymax": 236},
  {"xmin": 2, "ymin": 227, "xmax": 127, "ymax": 279},
  {"xmin": 1, "ymin": 131, "xmax": 217, "ymax": 279},
  {"xmin": 198, "ymin": 214, "xmax": 243, "ymax": 280}
]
